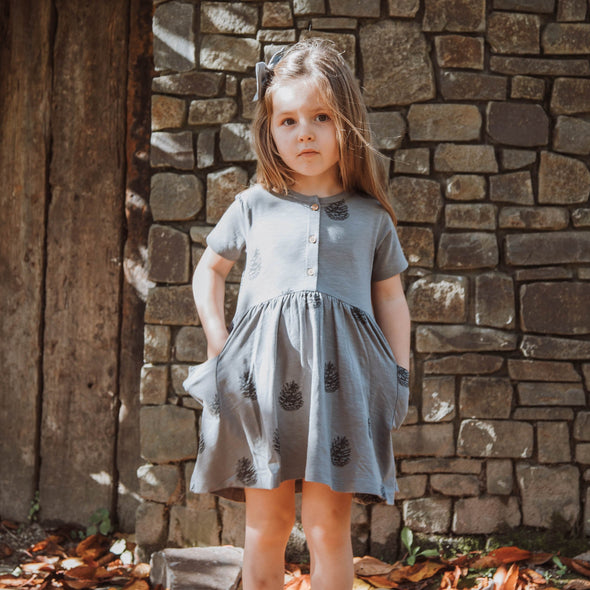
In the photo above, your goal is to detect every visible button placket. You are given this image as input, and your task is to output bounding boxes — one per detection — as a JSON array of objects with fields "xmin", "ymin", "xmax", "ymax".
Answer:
[{"xmin": 305, "ymin": 199, "xmax": 320, "ymax": 285}]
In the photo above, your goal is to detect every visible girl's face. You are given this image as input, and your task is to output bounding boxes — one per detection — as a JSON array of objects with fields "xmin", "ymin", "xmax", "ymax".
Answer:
[{"xmin": 270, "ymin": 79, "xmax": 342, "ymax": 196}]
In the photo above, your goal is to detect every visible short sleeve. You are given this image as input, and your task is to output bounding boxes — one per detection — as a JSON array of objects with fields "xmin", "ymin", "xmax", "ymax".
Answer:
[
  {"xmin": 372, "ymin": 213, "xmax": 408, "ymax": 281},
  {"xmin": 206, "ymin": 195, "xmax": 248, "ymax": 261}
]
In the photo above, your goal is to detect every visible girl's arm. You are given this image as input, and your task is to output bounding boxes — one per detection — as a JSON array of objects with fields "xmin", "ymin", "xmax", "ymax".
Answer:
[
  {"xmin": 192, "ymin": 246, "xmax": 236, "ymax": 359},
  {"xmin": 371, "ymin": 274, "xmax": 411, "ymax": 371}
]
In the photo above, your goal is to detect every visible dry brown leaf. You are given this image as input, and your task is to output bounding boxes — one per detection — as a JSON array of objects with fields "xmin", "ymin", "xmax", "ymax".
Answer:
[
  {"xmin": 352, "ymin": 577, "xmax": 375, "ymax": 590},
  {"xmin": 61, "ymin": 557, "xmax": 86, "ymax": 570},
  {"xmin": 388, "ymin": 560, "xmax": 445, "ymax": 583},
  {"xmin": 562, "ymin": 557, "xmax": 590, "ymax": 578},
  {"xmin": 503, "ymin": 563, "xmax": 520, "ymax": 590},
  {"xmin": 121, "ymin": 579, "xmax": 150, "ymax": 590},
  {"xmin": 356, "ymin": 574, "xmax": 400, "ymax": 588},
  {"xmin": 1, "ymin": 542, "xmax": 14, "ymax": 558},
  {"xmin": 64, "ymin": 565, "xmax": 98, "ymax": 580},
  {"xmin": 21, "ymin": 561, "xmax": 55, "ymax": 573},
  {"xmin": 131, "ymin": 563, "xmax": 150, "ymax": 579},
  {"xmin": 30, "ymin": 536, "xmax": 65, "ymax": 557},
  {"xmin": 62, "ymin": 579, "xmax": 98, "ymax": 590},
  {"xmin": 284, "ymin": 574, "xmax": 312, "ymax": 590},
  {"xmin": 493, "ymin": 547, "xmax": 534, "ymax": 564},
  {"xmin": 527, "ymin": 553, "xmax": 555, "ymax": 566},
  {"xmin": 440, "ymin": 566, "xmax": 462, "ymax": 590},
  {"xmin": 354, "ymin": 555, "xmax": 397, "ymax": 577},
  {"xmin": 564, "ymin": 580, "xmax": 590, "ymax": 590},
  {"xmin": 1, "ymin": 520, "xmax": 19, "ymax": 530},
  {"xmin": 75, "ymin": 535, "xmax": 110, "ymax": 562}
]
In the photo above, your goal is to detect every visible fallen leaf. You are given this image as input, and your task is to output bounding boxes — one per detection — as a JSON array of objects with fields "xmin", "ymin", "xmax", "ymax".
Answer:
[
  {"xmin": 0, "ymin": 576, "xmax": 34, "ymax": 588},
  {"xmin": 1, "ymin": 520, "xmax": 19, "ymax": 530},
  {"xmin": 121, "ymin": 580, "xmax": 150, "ymax": 590},
  {"xmin": 352, "ymin": 577, "xmax": 375, "ymax": 590},
  {"xmin": 62, "ymin": 579, "xmax": 98, "ymax": 590},
  {"xmin": 388, "ymin": 561, "xmax": 445, "ymax": 583},
  {"xmin": 527, "ymin": 553, "xmax": 555, "ymax": 566},
  {"xmin": 564, "ymin": 580, "xmax": 590, "ymax": 590},
  {"xmin": 502, "ymin": 563, "xmax": 519, "ymax": 590},
  {"xmin": 76, "ymin": 535, "xmax": 110, "ymax": 562},
  {"xmin": 562, "ymin": 557, "xmax": 590, "ymax": 578},
  {"xmin": 284, "ymin": 574, "xmax": 311, "ymax": 590},
  {"xmin": 21, "ymin": 561, "xmax": 55, "ymax": 573},
  {"xmin": 61, "ymin": 557, "xmax": 86, "ymax": 570},
  {"xmin": 131, "ymin": 563, "xmax": 150, "ymax": 579},
  {"xmin": 354, "ymin": 556, "xmax": 397, "ymax": 577},
  {"xmin": 1, "ymin": 542, "xmax": 14, "ymax": 558},
  {"xmin": 440, "ymin": 565, "xmax": 462, "ymax": 590},
  {"xmin": 64, "ymin": 565, "xmax": 98, "ymax": 580},
  {"xmin": 520, "ymin": 567, "xmax": 548, "ymax": 585}
]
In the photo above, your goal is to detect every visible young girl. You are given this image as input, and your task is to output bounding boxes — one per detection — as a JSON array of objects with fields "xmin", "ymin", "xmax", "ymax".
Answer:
[{"xmin": 184, "ymin": 38, "xmax": 411, "ymax": 590}]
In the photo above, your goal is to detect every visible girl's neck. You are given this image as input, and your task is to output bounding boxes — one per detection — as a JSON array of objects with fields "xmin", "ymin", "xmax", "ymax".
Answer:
[{"xmin": 290, "ymin": 172, "xmax": 343, "ymax": 198}]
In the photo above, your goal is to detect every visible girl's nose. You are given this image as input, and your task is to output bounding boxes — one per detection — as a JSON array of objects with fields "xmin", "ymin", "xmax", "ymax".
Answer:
[{"xmin": 298, "ymin": 123, "xmax": 314, "ymax": 142}]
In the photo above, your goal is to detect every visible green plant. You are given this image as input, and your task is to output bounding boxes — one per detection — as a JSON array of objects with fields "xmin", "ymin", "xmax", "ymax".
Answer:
[
  {"xmin": 86, "ymin": 508, "xmax": 113, "ymax": 537},
  {"xmin": 28, "ymin": 491, "xmax": 40, "ymax": 522},
  {"xmin": 551, "ymin": 556, "xmax": 567, "ymax": 578},
  {"xmin": 401, "ymin": 526, "xmax": 439, "ymax": 565}
]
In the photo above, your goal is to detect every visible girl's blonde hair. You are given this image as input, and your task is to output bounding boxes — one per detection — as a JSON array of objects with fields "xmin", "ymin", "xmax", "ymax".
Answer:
[{"xmin": 252, "ymin": 38, "xmax": 397, "ymax": 223}]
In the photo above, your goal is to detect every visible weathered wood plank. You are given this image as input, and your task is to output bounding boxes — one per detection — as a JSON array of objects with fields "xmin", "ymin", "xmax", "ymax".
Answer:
[
  {"xmin": 40, "ymin": 0, "xmax": 129, "ymax": 523},
  {"xmin": 0, "ymin": 0, "xmax": 53, "ymax": 521}
]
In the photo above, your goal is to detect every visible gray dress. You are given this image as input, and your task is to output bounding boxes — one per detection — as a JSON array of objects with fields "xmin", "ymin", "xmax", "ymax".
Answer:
[{"xmin": 183, "ymin": 184, "xmax": 409, "ymax": 504}]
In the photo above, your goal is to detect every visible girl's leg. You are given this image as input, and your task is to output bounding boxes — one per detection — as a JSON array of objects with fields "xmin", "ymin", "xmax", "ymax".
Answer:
[
  {"xmin": 300, "ymin": 480, "xmax": 354, "ymax": 590},
  {"xmin": 242, "ymin": 479, "xmax": 296, "ymax": 590}
]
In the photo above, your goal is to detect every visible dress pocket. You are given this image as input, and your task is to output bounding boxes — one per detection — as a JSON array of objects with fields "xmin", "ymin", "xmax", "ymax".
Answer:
[
  {"xmin": 183, "ymin": 356, "xmax": 220, "ymax": 414},
  {"xmin": 391, "ymin": 365, "xmax": 410, "ymax": 430}
]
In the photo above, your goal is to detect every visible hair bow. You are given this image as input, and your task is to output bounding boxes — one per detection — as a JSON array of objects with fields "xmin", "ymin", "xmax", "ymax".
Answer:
[{"xmin": 252, "ymin": 49, "xmax": 285, "ymax": 101}]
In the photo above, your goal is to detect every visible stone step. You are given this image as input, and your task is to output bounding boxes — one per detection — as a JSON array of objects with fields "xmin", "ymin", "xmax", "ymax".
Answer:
[{"xmin": 150, "ymin": 546, "xmax": 244, "ymax": 590}]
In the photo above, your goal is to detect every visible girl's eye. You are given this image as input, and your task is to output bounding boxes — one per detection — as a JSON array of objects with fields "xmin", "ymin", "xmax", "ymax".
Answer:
[
  {"xmin": 316, "ymin": 113, "xmax": 331, "ymax": 122},
  {"xmin": 282, "ymin": 118, "xmax": 296, "ymax": 126}
]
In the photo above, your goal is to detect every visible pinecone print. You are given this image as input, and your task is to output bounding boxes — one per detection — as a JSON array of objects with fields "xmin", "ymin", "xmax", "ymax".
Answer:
[
  {"xmin": 330, "ymin": 435, "xmax": 352, "ymax": 467},
  {"xmin": 367, "ymin": 416, "xmax": 373, "ymax": 439},
  {"xmin": 306, "ymin": 292, "xmax": 322, "ymax": 308},
  {"xmin": 272, "ymin": 428, "xmax": 281, "ymax": 455},
  {"xmin": 380, "ymin": 484, "xmax": 387, "ymax": 499},
  {"xmin": 247, "ymin": 248, "xmax": 262, "ymax": 280},
  {"xmin": 209, "ymin": 391, "xmax": 221, "ymax": 416},
  {"xmin": 325, "ymin": 199, "xmax": 349, "ymax": 221},
  {"xmin": 324, "ymin": 361, "xmax": 340, "ymax": 393},
  {"xmin": 240, "ymin": 370, "xmax": 257, "ymax": 400},
  {"xmin": 279, "ymin": 380, "xmax": 304, "ymax": 411},
  {"xmin": 397, "ymin": 366, "xmax": 410, "ymax": 388},
  {"xmin": 351, "ymin": 306, "xmax": 368, "ymax": 325},
  {"xmin": 236, "ymin": 456, "xmax": 257, "ymax": 486},
  {"xmin": 198, "ymin": 433, "xmax": 205, "ymax": 454}
]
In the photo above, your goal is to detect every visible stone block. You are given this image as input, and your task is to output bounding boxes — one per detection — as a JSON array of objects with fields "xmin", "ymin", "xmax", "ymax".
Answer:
[
  {"xmin": 403, "ymin": 498, "xmax": 452, "ymax": 533},
  {"xmin": 136, "ymin": 501, "xmax": 167, "ymax": 548},
  {"xmin": 416, "ymin": 325, "xmax": 517, "ymax": 353},
  {"xmin": 431, "ymin": 474, "xmax": 480, "ymax": 497},
  {"xmin": 422, "ymin": 376, "xmax": 456, "ymax": 423},
  {"xmin": 150, "ymin": 547, "xmax": 243, "ymax": 590},
  {"xmin": 492, "ymin": 56, "xmax": 590, "ymax": 76},
  {"xmin": 396, "ymin": 475, "xmax": 428, "ymax": 499},
  {"xmin": 153, "ymin": 2, "xmax": 195, "ymax": 72},
  {"xmin": 146, "ymin": 286, "xmax": 199, "ymax": 326},
  {"xmin": 521, "ymin": 335, "xmax": 590, "ymax": 360},
  {"xmin": 514, "ymin": 408, "xmax": 574, "ymax": 420},
  {"xmin": 370, "ymin": 504, "xmax": 401, "ymax": 563},
  {"xmin": 543, "ymin": 23, "xmax": 590, "ymax": 54},
  {"xmin": 505, "ymin": 232, "xmax": 590, "ymax": 266},
  {"xmin": 453, "ymin": 496, "xmax": 520, "ymax": 534},
  {"xmin": 257, "ymin": 29, "xmax": 297, "ymax": 42},
  {"xmin": 148, "ymin": 226, "xmax": 190, "ymax": 284},
  {"xmin": 511, "ymin": 76, "xmax": 545, "ymax": 100},
  {"xmin": 574, "ymin": 412, "xmax": 590, "ymax": 441},
  {"xmin": 551, "ymin": 78, "xmax": 590, "ymax": 115},
  {"xmin": 517, "ymin": 382, "xmax": 586, "ymax": 406},
  {"xmin": 434, "ymin": 145, "xmax": 498, "ymax": 173},
  {"xmin": 499, "ymin": 207, "xmax": 569, "ymax": 231},
  {"xmin": 475, "ymin": 272, "xmax": 515, "ymax": 329},
  {"xmin": 539, "ymin": 151, "xmax": 590, "ymax": 204},
  {"xmin": 293, "ymin": 0, "xmax": 325, "ymax": 15},
  {"xmin": 175, "ymin": 326, "xmax": 208, "ymax": 363},
  {"xmin": 144, "ymin": 325, "xmax": 171, "ymax": 364},
  {"xmin": 299, "ymin": 31, "xmax": 356, "ymax": 70},
  {"xmin": 557, "ymin": 0, "xmax": 587, "ymax": 20},
  {"xmin": 171, "ymin": 365, "xmax": 190, "ymax": 397},
  {"xmin": 435, "ymin": 35, "xmax": 484, "ymax": 69},
  {"xmin": 408, "ymin": 104, "xmax": 481, "ymax": 142},
  {"xmin": 490, "ymin": 172, "xmax": 535, "ymax": 204},
  {"xmin": 515, "ymin": 266, "xmax": 573, "ymax": 281},
  {"xmin": 389, "ymin": 177, "xmax": 443, "ymax": 224},
  {"xmin": 488, "ymin": 12, "xmax": 540, "ymax": 54},
  {"xmin": 555, "ymin": 116, "xmax": 590, "ymax": 155},
  {"xmin": 407, "ymin": 275, "xmax": 467, "ymax": 324},
  {"xmin": 368, "ymin": 112, "xmax": 406, "ymax": 150},
  {"xmin": 168, "ymin": 506, "xmax": 221, "ymax": 548},
  {"xmin": 151, "ymin": 131, "xmax": 194, "ymax": 170},
  {"xmin": 459, "ymin": 377, "xmax": 513, "ymax": 419},
  {"xmin": 538, "ymin": 422, "xmax": 571, "ymax": 464},
  {"xmin": 494, "ymin": 0, "xmax": 555, "ymax": 12},
  {"xmin": 486, "ymin": 102, "xmax": 548, "ymax": 147},
  {"xmin": 487, "ymin": 459, "xmax": 513, "ymax": 495},
  {"xmin": 140, "ymin": 405, "xmax": 197, "ymax": 462},
  {"xmin": 440, "ymin": 72, "xmax": 507, "ymax": 101},
  {"xmin": 521, "ymin": 282, "xmax": 590, "ymax": 335},
  {"xmin": 516, "ymin": 464, "xmax": 579, "ymax": 528},
  {"xmin": 423, "ymin": 0, "xmax": 485, "ymax": 32},
  {"xmin": 225, "ymin": 75, "xmax": 237, "ymax": 97},
  {"xmin": 206, "ymin": 167, "xmax": 249, "ymax": 224},
  {"xmin": 445, "ymin": 175, "xmax": 486, "ymax": 201},
  {"xmin": 586, "ymin": 487, "xmax": 590, "ymax": 536},
  {"xmin": 424, "ymin": 354, "xmax": 504, "ymax": 375},
  {"xmin": 152, "ymin": 95, "xmax": 185, "ymax": 131},
  {"xmin": 401, "ymin": 458, "xmax": 482, "ymax": 474},
  {"xmin": 197, "ymin": 130, "xmax": 216, "ymax": 169},
  {"xmin": 577, "ymin": 444, "xmax": 590, "ymax": 463},
  {"xmin": 220, "ymin": 123, "xmax": 255, "ymax": 162},
  {"xmin": 397, "ymin": 226, "xmax": 434, "ymax": 268},
  {"xmin": 329, "ymin": 0, "xmax": 379, "ymax": 16},
  {"xmin": 351, "ymin": 504, "xmax": 370, "ymax": 557},
  {"xmin": 389, "ymin": 0, "xmax": 420, "ymax": 17},
  {"xmin": 392, "ymin": 423, "xmax": 455, "ymax": 457},
  {"xmin": 508, "ymin": 360, "xmax": 580, "ymax": 382},
  {"xmin": 262, "ymin": 2, "xmax": 293, "ymax": 27},
  {"xmin": 501, "ymin": 149, "xmax": 537, "ymax": 170},
  {"xmin": 437, "ymin": 232, "xmax": 499, "ymax": 269},
  {"xmin": 137, "ymin": 463, "xmax": 181, "ymax": 503},
  {"xmin": 457, "ymin": 419, "xmax": 533, "ymax": 458},
  {"xmin": 200, "ymin": 35, "xmax": 260, "ymax": 73},
  {"xmin": 151, "ymin": 174, "xmax": 203, "ymax": 221},
  {"xmin": 360, "ymin": 21, "xmax": 435, "ymax": 107},
  {"xmin": 201, "ymin": 2, "xmax": 258, "ymax": 34},
  {"xmin": 140, "ymin": 364, "xmax": 168, "ymax": 405},
  {"xmin": 184, "ymin": 462, "xmax": 217, "ymax": 511},
  {"xmin": 445, "ymin": 204, "xmax": 497, "ymax": 230},
  {"xmin": 394, "ymin": 149, "xmax": 430, "ymax": 175},
  {"xmin": 152, "ymin": 72, "xmax": 223, "ymax": 97},
  {"xmin": 219, "ymin": 497, "xmax": 246, "ymax": 547},
  {"xmin": 188, "ymin": 99, "xmax": 237, "ymax": 126}
]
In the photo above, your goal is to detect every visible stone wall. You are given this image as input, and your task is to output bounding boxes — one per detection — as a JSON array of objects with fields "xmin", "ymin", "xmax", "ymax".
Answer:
[{"xmin": 140, "ymin": 0, "xmax": 590, "ymax": 558}]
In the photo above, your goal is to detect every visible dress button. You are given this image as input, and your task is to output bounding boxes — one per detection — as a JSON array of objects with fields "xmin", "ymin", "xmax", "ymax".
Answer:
[
  {"xmin": 309, "ymin": 235, "xmax": 317, "ymax": 244},
  {"xmin": 311, "ymin": 203, "xmax": 319, "ymax": 211},
  {"xmin": 307, "ymin": 268, "xmax": 315, "ymax": 276}
]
